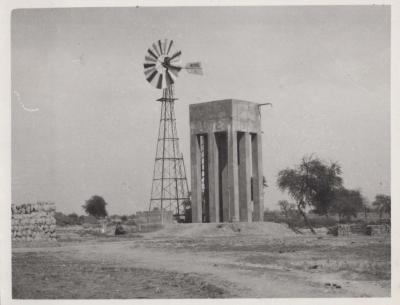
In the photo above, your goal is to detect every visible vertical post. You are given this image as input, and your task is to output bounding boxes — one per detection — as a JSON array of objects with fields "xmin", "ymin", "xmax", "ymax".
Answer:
[
  {"xmin": 203, "ymin": 135, "xmax": 210, "ymax": 222},
  {"xmin": 227, "ymin": 127, "xmax": 239, "ymax": 222},
  {"xmin": 217, "ymin": 132, "xmax": 229, "ymax": 222},
  {"xmin": 238, "ymin": 132, "xmax": 252, "ymax": 222},
  {"xmin": 252, "ymin": 133, "xmax": 264, "ymax": 221},
  {"xmin": 159, "ymin": 96, "xmax": 168, "ymax": 225},
  {"xmin": 208, "ymin": 132, "xmax": 219, "ymax": 222},
  {"xmin": 169, "ymin": 99, "xmax": 180, "ymax": 217},
  {"xmin": 190, "ymin": 134, "xmax": 202, "ymax": 222}
]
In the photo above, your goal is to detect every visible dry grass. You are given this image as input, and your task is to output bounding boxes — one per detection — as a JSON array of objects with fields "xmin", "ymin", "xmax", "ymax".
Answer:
[
  {"xmin": 12, "ymin": 251, "xmax": 233, "ymax": 299},
  {"xmin": 12, "ymin": 223, "xmax": 391, "ymax": 298}
]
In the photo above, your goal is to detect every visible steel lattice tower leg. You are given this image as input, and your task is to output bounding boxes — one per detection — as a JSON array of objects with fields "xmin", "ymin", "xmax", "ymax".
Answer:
[{"xmin": 149, "ymin": 86, "xmax": 189, "ymax": 223}]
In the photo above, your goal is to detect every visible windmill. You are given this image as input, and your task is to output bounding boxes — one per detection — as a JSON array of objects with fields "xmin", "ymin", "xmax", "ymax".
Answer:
[{"xmin": 143, "ymin": 39, "xmax": 202, "ymax": 223}]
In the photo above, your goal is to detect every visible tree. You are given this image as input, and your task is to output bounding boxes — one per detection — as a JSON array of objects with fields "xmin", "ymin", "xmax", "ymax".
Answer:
[
  {"xmin": 278, "ymin": 200, "xmax": 302, "ymax": 233},
  {"xmin": 372, "ymin": 194, "xmax": 391, "ymax": 219},
  {"xmin": 82, "ymin": 195, "xmax": 108, "ymax": 218},
  {"xmin": 277, "ymin": 155, "xmax": 343, "ymax": 234},
  {"xmin": 329, "ymin": 188, "xmax": 365, "ymax": 222}
]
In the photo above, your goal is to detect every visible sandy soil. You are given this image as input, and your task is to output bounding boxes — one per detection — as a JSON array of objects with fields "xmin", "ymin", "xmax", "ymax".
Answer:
[{"xmin": 12, "ymin": 222, "xmax": 390, "ymax": 299}]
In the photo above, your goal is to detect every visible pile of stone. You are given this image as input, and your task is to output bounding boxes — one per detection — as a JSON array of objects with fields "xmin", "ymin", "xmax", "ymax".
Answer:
[
  {"xmin": 349, "ymin": 223, "xmax": 366, "ymax": 234},
  {"xmin": 366, "ymin": 224, "xmax": 391, "ymax": 236},
  {"xmin": 11, "ymin": 202, "xmax": 56, "ymax": 241},
  {"xmin": 337, "ymin": 224, "xmax": 352, "ymax": 236}
]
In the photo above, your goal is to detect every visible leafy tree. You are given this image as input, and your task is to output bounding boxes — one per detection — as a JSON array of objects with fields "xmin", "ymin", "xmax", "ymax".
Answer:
[
  {"xmin": 82, "ymin": 195, "xmax": 108, "ymax": 218},
  {"xmin": 372, "ymin": 194, "xmax": 391, "ymax": 219},
  {"xmin": 277, "ymin": 155, "xmax": 343, "ymax": 234},
  {"xmin": 329, "ymin": 188, "xmax": 365, "ymax": 221}
]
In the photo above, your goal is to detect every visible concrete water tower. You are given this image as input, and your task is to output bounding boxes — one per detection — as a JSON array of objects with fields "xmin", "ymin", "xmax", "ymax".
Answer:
[{"xmin": 189, "ymin": 99, "xmax": 264, "ymax": 223}]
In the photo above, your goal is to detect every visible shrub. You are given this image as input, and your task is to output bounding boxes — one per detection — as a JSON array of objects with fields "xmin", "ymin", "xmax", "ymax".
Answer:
[
  {"xmin": 55, "ymin": 212, "xmax": 74, "ymax": 226},
  {"xmin": 308, "ymin": 217, "xmax": 338, "ymax": 228},
  {"xmin": 263, "ymin": 209, "xmax": 285, "ymax": 223}
]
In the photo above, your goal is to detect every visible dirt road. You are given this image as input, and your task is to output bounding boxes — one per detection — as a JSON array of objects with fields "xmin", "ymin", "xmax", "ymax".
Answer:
[{"xmin": 12, "ymin": 223, "xmax": 390, "ymax": 298}]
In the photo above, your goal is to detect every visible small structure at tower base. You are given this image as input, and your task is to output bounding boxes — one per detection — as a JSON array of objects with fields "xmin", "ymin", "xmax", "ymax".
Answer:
[{"xmin": 189, "ymin": 99, "xmax": 264, "ymax": 223}]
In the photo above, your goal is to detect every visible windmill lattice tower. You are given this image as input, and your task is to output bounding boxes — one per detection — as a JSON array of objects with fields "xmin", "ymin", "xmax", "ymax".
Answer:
[{"xmin": 143, "ymin": 39, "xmax": 202, "ymax": 222}]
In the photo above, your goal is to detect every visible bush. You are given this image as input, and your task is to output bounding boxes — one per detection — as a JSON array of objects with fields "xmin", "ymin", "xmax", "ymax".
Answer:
[
  {"xmin": 264, "ymin": 207, "xmax": 338, "ymax": 229},
  {"xmin": 327, "ymin": 226, "xmax": 338, "ymax": 236},
  {"xmin": 263, "ymin": 209, "xmax": 285, "ymax": 223},
  {"xmin": 80, "ymin": 215, "xmax": 99, "ymax": 225},
  {"xmin": 67, "ymin": 213, "xmax": 81, "ymax": 225},
  {"xmin": 308, "ymin": 217, "xmax": 337, "ymax": 228},
  {"xmin": 125, "ymin": 219, "xmax": 137, "ymax": 226},
  {"xmin": 54, "ymin": 212, "xmax": 80, "ymax": 226}
]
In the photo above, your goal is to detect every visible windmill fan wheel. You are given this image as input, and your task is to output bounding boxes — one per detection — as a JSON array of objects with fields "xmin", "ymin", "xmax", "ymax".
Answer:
[{"xmin": 143, "ymin": 39, "xmax": 182, "ymax": 89}]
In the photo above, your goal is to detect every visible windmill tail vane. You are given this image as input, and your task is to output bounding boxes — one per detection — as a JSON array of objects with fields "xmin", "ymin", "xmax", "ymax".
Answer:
[{"xmin": 184, "ymin": 62, "xmax": 203, "ymax": 75}]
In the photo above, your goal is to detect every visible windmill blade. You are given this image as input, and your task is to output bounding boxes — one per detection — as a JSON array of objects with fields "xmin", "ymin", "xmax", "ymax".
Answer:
[
  {"xmin": 145, "ymin": 55, "xmax": 157, "ymax": 63},
  {"xmin": 150, "ymin": 71, "xmax": 161, "ymax": 88},
  {"xmin": 146, "ymin": 70, "xmax": 158, "ymax": 82},
  {"xmin": 167, "ymin": 40, "xmax": 174, "ymax": 55},
  {"xmin": 166, "ymin": 64, "xmax": 182, "ymax": 78},
  {"xmin": 162, "ymin": 39, "xmax": 168, "ymax": 55},
  {"xmin": 167, "ymin": 66, "xmax": 180, "ymax": 78},
  {"xmin": 168, "ymin": 64, "xmax": 182, "ymax": 72},
  {"xmin": 165, "ymin": 70, "xmax": 175, "ymax": 87},
  {"xmin": 144, "ymin": 67, "xmax": 156, "ymax": 77},
  {"xmin": 156, "ymin": 73, "xmax": 163, "ymax": 89},
  {"xmin": 158, "ymin": 40, "xmax": 164, "ymax": 54},
  {"xmin": 147, "ymin": 49, "xmax": 158, "ymax": 60},
  {"xmin": 169, "ymin": 50, "xmax": 182, "ymax": 62},
  {"xmin": 144, "ymin": 63, "xmax": 156, "ymax": 69},
  {"xmin": 185, "ymin": 62, "xmax": 203, "ymax": 75},
  {"xmin": 152, "ymin": 43, "xmax": 160, "ymax": 56}
]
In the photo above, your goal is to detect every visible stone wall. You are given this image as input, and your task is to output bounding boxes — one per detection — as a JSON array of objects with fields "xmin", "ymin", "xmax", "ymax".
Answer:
[
  {"xmin": 11, "ymin": 202, "xmax": 56, "ymax": 241},
  {"xmin": 335, "ymin": 223, "xmax": 390, "ymax": 237},
  {"xmin": 366, "ymin": 224, "xmax": 391, "ymax": 236},
  {"xmin": 136, "ymin": 210, "xmax": 173, "ymax": 224}
]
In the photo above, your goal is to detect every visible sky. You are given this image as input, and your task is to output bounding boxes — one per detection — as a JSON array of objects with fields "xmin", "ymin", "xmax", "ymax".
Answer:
[{"xmin": 11, "ymin": 6, "xmax": 390, "ymax": 215}]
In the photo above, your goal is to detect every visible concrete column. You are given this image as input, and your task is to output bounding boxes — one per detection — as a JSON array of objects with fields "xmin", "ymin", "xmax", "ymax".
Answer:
[
  {"xmin": 208, "ymin": 132, "xmax": 219, "ymax": 222},
  {"xmin": 190, "ymin": 133, "xmax": 202, "ymax": 222},
  {"xmin": 252, "ymin": 133, "xmax": 264, "ymax": 221},
  {"xmin": 227, "ymin": 127, "xmax": 240, "ymax": 222},
  {"xmin": 218, "ymin": 133, "xmax": 229, "ymax": 222},
  {"xmin": 238, "ymin": 132, "xmax": 252, "ymax": 222}
]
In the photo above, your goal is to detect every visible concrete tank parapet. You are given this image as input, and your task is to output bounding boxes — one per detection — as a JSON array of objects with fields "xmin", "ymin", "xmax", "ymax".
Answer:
[{"xmin": 189, "ymin": 99, "xmax": 261, "ymax": 134}]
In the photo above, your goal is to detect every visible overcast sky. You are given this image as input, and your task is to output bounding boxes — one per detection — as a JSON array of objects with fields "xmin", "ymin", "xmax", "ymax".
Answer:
[{"xmin": 11, "ymin": 6, "xmax": 390, "ymax": 215}]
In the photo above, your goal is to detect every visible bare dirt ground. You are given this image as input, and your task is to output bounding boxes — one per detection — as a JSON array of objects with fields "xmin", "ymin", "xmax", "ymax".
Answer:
[{"xmin": 12, "ymin": 222, "xmax": 390, "ymax": 299}]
